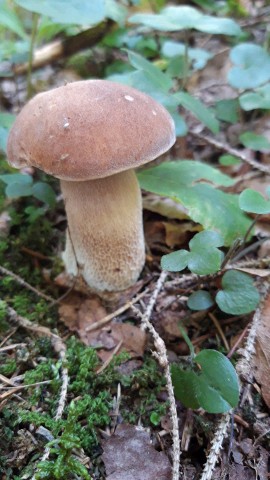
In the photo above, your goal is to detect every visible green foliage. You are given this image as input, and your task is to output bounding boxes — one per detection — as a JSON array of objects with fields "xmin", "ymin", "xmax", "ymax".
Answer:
[
  {"xmin": 228, "ymin": 43, "xmax": 270, "ymax": 89},
  {"xmin": 138, "ymin": 161, "xmax": 251, "ymax": 245},
  {"xmin": 171, "ymin": 349, "xmax": 239, "ymax": 413},
  {"xmin": 216, "ymin": 270, "xmax": 260, "ymax": 314},
  {"xmin": 239, "ymin": 132, "xmax": 270, "ymax": 151},
  {"xmin": 187, "ymin": 290, "xmax": 214, "ymax": 310},
  {"xmin": 161, "ymin": 230, "xmax": 224, "ymax": 275},
  {"xmin": 0, "ymin": 173, "xmax": 56, "ymax": 208},
  {"xmin": 239, "ymin": 188, "xmax": 270, "ymax": 214},
  {"xmin": 129, "ymin": 5, "xmax": 242, "ymax": 35}
]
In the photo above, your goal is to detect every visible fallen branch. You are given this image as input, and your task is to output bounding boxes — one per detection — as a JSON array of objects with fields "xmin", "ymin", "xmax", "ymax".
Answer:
[{"xmin": 132, "ymin": 271, "xmax": 181, "ymax": 480}]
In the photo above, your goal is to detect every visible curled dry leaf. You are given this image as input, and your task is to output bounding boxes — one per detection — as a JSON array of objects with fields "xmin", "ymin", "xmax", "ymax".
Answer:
[
  {"xmin": 254, "ymin": 292, "xmax": 270, "ymax": 408},
  {"xmin": 102, "ymin": 424, "xmax": 171, "ymax": 480}
]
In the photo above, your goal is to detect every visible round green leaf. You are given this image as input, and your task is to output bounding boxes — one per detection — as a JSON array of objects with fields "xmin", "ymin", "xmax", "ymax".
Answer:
[
  {"xmin": 219, "ymin": 154, "xmax": 240, "ymax": 166},
  {"xmin": 239, "ymin": 189, "xmax": 270, "ymax": 214},
  {"xmin": 187, "ymin": 290, "xmax": 214, "ymax": 310},
  {"xmin": 171, "ymin": 349, "xmax": 239, "ymax": 413},
  {"xmin": 228, "ymin": 43, "xmax": 270, "ymax": 89},
  {"xmin": 188, "ymin": 248, "xmax": 222, "ymax": 275},
  {"xmin": 216, "ymin": 270, "xmax": 260, "ymax": 315},
  {"xmin": 240, "ymin": 84, "xmax": 270, "ymax": 111},
  {"xmin": 161, "ymin": 250, "xmax": 189, "ymax": 272},
  {"xmin": 189, "ymin": 230, "xmax": 224, "ymax": 250}
]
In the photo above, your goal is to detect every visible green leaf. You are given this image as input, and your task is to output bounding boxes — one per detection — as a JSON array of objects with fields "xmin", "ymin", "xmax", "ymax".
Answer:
[
  {"xmin": 170, "ymin": 112, "xmax": 187, "ymax": 137},
  {"xmin": 5, "ymin": 182, "xmax": 33, "ymax": 198},
  {"xmin": 215, "ymin": 98, "xmax": 239, "ymax": 124},
  {"xmin": 219, "ymin": 154, "xmax": 240, "ymax": 166},
  {"xmin": 138, "ymin": 161, "xmax": 251, "ymax": 245},
  {"xmin": 239, "ymin": 189, "xmax": 270, "ymax": 214},
  {"xmin": 129, "ymin": 6, "xmax": 241, "ymax": 36},
  {"xmin": 228, "ymin": 43, "xmax": 270, "ymax": 89},
  {"xmin": 105, "ymin": 0, "xmax": 127, "ymax": 25},
  {"xmin": 187, "ymin": 290, "xmax": 214, "ymax": 310},
  {"xmin": 0, "ymin": 5, "xmax": 27, "ymax": 39},
  {"xmin": 0, "ymin": 112, "xmax": 16, "ymax": 129},
  {"xmin": 171, "ymin": 349, "xmax": 239, "ymax": 413},
  {"xmin": 32, "ymin": 182, "xmax": 56, "ymax": 208},
  {"xmin": 188, "ymin": 248, "xmax": 222, "ymax": 275},
  {"xmin": 14, "ymin": 0, "xmax": 105, "ymax": 25},
  {"xmin": 161, "ymin": 250, "xmax": 189, "ymax": 272},
  {"xmin": 0, "ymin": 173, "xmax": 33, "ymax": 186},
  {"xmin": 161, "ymin": 41, "xmax": 212, "ymax": 70},
  {"xmin": 0, "ymin": 127, "xmax": 8, "ymax": 153},
  {"xmin": 174, "ymin": 92, "xmax": 219, "ymax": 134},
  {"xmin": 189, "ymin": 230, "xmax": 224, "ymax": 249},
  {"xmin": 126, "ymin": 50, "xmax": 173, "ymax": 92},
  {"xmin": 216, "ymin": 270, "xmax": 260, "ymax": 314},
  {"xmin": 239, "ymin": 132, "xmax": 270, "ymax": 151},
  {"xmin": 240, "ymin": 84, "xmax": 270, "ymax": 111}
]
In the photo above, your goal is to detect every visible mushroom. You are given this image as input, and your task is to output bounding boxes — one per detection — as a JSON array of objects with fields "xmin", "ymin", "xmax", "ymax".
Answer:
[{"xmin": 7, "ymin": 80, "xmax": 175, "ymax": 292}]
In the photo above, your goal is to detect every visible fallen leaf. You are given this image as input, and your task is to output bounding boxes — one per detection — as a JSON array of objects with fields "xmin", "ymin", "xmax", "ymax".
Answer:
[
  {"xmin": 254, "ymin": 292, "xmax": 270, "ymax": 407},
  {"xmin": 233, "ymin": 267, "xmax": 270, "ymax": 277},
  {"xmin": 102, "ymin": 424, "xmax": 171, "ymax": 480},
  {"xmin": 59, "ymin": 293, "xmax": 146, "ymax": 359},
  {"xmin": 163, "ymin": 221, "xmax": 199, "ymax": 248}
]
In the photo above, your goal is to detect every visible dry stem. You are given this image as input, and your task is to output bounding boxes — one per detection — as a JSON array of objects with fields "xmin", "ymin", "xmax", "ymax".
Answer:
[{"xmin": 132, "ymin": 271, "xmax": 181, "ymax": 480}]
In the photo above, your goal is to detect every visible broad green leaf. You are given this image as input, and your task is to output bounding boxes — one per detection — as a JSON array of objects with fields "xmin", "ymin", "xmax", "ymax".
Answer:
[
  {"xmin": 32, "ymin": 182, "xmax": 56, "ymax": 208},
  {"xmin": 216, "ymin": 270, "xmax": 260, "ymax": 314},
  {"xmin": 228, "ymin": 43, "xmax": 270, "ymax": 89},
  {"xmin": 130, "ymin": 6, "xmax": 241, "ymax": 36},
  {"xmin": 240, "ymin": 84, "xmax": 270, "ymax": 111},
  {"xmin": 161, "ymin": 250, "xmax": 189, "ymax": 272},
  {"xmin": 239, "ymin": 132, "xmax": 270, "ymax": 151},
  {"xmin": 219, "ymin": 154, "xmax": 240, "ymax": 166},
  {"xmin": 189, "ymin": 230, "xmax": 224, "ymax": 249},
  {"xmin": 171, "ymin": 349, "xmax": 239, "ymax": 413},
  {"xmin": 138, "ymin": 161, "xmax": 251, "ymax": 245},
  {"xmin": 0, "ymin": 173, "xmax": 33, "ymax": 186},
  {"xmin": 187, "ymin": 290, "xmax": 214, "ymax": 310},
  {"xmin": 14, "ymin": 0, "xmax": 105, "ymax": 25},
  {"xmin": 126, "ymin": 50, "xmax": 173, "ymax": 92},
  {"xmin": 239, "ymin": 189, "xmax": 270, "ymax": 214},
  {"xmin": 0, "ymin": 5, "xmax": 27, "ymax": 39},
  {"xmin": 174, "ymin": 92, "xmax": 219, "ymax": 134}
]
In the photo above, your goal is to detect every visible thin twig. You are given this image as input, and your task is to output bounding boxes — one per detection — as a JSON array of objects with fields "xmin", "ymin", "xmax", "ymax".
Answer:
[
  {"xmin": 190, "ymin": 130, "xmax": 270, "ymax": 175},
  {"xmin": 85, "ymin": 289, "xmax": 148, "ymax": 332},
  {"xmin": 208, "ymin": 312, "xmax": 229, "ymax": 351},
  {"xmin": 132, "ymin": 271, "xmax": 181, "ymax": 480},
  {"xmin": 200, "ymin": 413, "xmax": 231, "ymax": 480}
]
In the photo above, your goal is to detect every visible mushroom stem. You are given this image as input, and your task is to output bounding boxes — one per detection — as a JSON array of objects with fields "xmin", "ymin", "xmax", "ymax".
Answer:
[{"xmin": 61, "ymin": 169, "xmax": 145, "ymax": 292}]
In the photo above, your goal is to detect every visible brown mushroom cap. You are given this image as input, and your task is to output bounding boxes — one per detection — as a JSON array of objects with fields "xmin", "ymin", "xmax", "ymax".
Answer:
[{"xmin": 7, "ymin": 79, "xmax": 175, "ymax": 181}]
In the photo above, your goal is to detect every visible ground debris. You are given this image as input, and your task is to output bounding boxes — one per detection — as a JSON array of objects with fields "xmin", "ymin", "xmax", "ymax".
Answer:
[
  {"xmin": 101, "ymin": 424, "xmax": 171, "ymax": 480},
  {"xmin": 253, "ymin": 293, "xmax": 270, "ymax": 407}
]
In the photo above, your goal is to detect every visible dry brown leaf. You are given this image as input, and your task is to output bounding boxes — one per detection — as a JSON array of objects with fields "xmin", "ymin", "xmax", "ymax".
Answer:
[
  {"xmin": 254, "ymin": 293, "xmax": 270, "ymax": 408},
  {"xmin": 163, "ymin": 222, "xmax": 199, "ymax": 248},
  {"xmin": 101, "ymin": 424, "xmax": 171, "ymax": 480},
  {"xmin": 59, "ymin": 293, "xmax": 146, "ymax": 359},
  {"xmin": 233, "ymin": 268, "xmax": 270, "ymax": 277}
]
